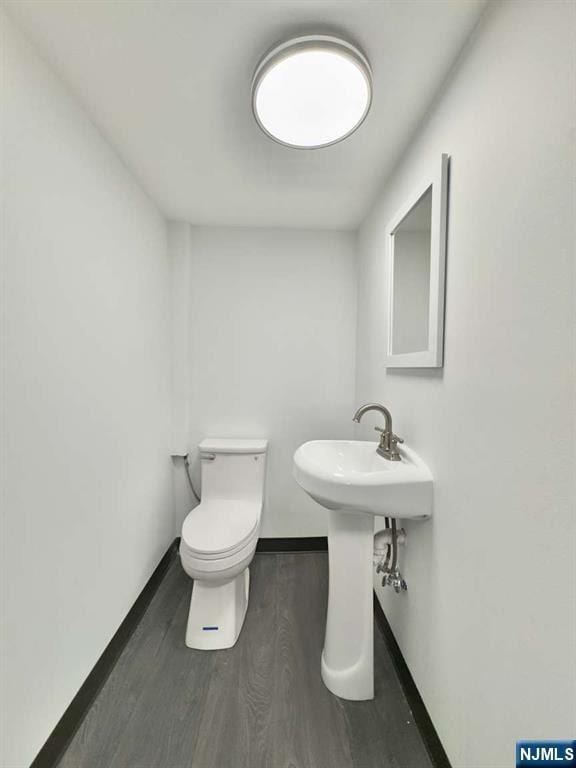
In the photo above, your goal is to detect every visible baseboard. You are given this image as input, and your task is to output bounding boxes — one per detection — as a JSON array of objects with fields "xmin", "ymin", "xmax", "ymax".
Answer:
[
  {"xmin": 30, "ymin": 539, "xmax": 180, "ymax": 768},
  {"xmin": 256, "ymin": 536, "xmax": 328, "ymax": 553},
  {"xmin": 373, "ymin": 593, "xmax": 452, "ymax": 768}
]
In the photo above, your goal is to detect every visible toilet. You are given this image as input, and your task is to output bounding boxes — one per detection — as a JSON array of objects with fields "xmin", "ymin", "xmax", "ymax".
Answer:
[{"xmin": 179, "ymin": 438, "xmax": 268, "ymax": 650}]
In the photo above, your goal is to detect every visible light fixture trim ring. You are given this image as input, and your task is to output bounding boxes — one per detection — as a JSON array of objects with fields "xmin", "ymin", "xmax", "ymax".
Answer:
[{"xmin": 251, "ymin": 34, "xmax": 373, "ymax": 150}]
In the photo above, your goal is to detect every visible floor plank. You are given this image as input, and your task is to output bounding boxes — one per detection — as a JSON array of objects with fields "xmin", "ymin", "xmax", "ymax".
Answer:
[
  {"xmin": 269, "ymin": 553, "xmax": 354, "ymax": 768},
  {"xmin": 58, "ymin": 562, "xmax": 189, "ymax": 768},
  {"xmin": 57, "ymin": 552, "xmax": 434, "ymax": 768},
  {"xmin": 191, "ymin": 555, "xmax": 279, "ymax": 768}
]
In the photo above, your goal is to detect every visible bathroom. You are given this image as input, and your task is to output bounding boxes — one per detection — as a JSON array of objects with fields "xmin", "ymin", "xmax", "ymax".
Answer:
[{"xmin": 1, "ymin": 1, "xmax": 574, "ymax": 767}]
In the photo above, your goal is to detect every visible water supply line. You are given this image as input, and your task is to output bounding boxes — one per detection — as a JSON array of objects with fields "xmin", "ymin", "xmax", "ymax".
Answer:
[
  {"xmin": 374, "ymin": 518, "xmax": 407, "ymax": 594},
  {"xmin": 390, "ymin": 518, "xmax": 398, "ymax": 574},
  {"xmin": 178, "ymin": 454, "xmax": 200, "ymax": 502}
]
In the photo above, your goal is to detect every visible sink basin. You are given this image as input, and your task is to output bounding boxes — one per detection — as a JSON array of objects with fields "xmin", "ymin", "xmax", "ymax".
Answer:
[
  {"xmin": 293, "ymin": 440, "xmax": 432, "ymax": 519},
  {"xmin": 292, "ymin": 439, "xmax": 433, "ymax": 702}
]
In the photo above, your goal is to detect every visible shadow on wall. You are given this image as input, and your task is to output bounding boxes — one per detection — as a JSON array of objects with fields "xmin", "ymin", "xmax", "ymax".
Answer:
[
  {"xmin": 172, "ymin": 456, "xmax": 197, "ymax": 532},
  {"xmin": 386, "ymin": 368, "xmax": 444, "ymax": 380}
]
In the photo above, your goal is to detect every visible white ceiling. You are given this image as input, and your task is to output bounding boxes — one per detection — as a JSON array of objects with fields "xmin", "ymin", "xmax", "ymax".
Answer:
[{"xmin": 4, "ymin": 0, "xmax": 486, "ymax": 230}]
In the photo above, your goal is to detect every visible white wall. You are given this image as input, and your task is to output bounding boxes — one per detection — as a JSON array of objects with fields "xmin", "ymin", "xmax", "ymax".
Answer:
[
  {"xmin": 355, "ymin": 2, "xmax": 576, "ymax": 766},
  {"xmin": 180, "ymin": 226, "xmax": 357, "ymax": 536},
  {"xmin": 0, "ymin": 13, "xmax": 173, "ymax": 767}
]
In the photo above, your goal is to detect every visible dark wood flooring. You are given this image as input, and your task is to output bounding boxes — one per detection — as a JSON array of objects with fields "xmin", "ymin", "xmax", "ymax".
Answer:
[{"xmin": 57, "ymin": 553, "xmax": 434, "ymax": 768}]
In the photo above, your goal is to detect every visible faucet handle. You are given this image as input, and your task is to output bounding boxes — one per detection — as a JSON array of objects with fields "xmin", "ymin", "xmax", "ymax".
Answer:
[{"xmin": 374, "ymin": 426, "xmax": 403, "ymax": 442}]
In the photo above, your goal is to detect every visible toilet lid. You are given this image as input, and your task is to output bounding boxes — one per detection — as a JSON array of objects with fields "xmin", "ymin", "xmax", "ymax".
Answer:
[{"xmin": 181, "ymin": 500, "xmax": 259, "ymax": 557}]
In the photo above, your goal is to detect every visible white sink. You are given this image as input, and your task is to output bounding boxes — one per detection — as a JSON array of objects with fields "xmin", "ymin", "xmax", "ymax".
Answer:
[
  {"xmin": 293, "ymin": 440, "xmax": 432, "ymax": 519},
  {"xmin": 293, "ymin": 439, "xmax": 433, "ymax": 702}
]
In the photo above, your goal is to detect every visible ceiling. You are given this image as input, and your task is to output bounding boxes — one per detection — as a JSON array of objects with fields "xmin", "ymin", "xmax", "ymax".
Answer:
[{"xmin": 4, "ymin": 0, "xmax": 486, "ymax": 230}]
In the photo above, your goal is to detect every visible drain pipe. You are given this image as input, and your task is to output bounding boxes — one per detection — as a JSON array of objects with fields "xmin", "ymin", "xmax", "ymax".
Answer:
[{"xmin": 374, "ymin": 518, "xmax": 391, "ymax": 573}]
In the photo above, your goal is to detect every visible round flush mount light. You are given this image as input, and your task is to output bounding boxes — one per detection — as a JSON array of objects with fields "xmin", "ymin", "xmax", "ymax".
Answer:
[{"xmin": 251, "ymin": 35, "xmax": 372, "ymax": 149}]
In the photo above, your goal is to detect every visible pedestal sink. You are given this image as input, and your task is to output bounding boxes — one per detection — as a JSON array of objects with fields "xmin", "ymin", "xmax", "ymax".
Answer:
[{"xmin": 293, "ymin": 440, "xmax": 432, "ymax": 701}]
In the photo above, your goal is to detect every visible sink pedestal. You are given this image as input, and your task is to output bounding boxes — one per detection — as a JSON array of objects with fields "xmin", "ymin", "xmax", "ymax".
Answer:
[
  {"xmin": 322, "ymin": 510, "xmax": 374, "ymax": 701},
  {"xmin": 293, "ymin": 439, "xmax": 433, "ymax": 700}
]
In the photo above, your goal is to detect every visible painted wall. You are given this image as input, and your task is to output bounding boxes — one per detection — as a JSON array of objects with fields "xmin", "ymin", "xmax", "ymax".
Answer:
[
  {"xmin": 177, "ymin": 226, "xmax": 357, "ymax": 536},
  {"xmin": 355, "ymin": 2, "xmax": 576, "ymax": 766},
  {"xmin": 0, "ymin": 13, "xmax": 173, "ymax": 767}
]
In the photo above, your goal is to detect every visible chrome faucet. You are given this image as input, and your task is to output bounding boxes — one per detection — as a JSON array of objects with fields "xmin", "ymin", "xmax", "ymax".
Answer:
[{"xmin": 352, "ymin": 403, "xmax": 404, "ymax": 461}]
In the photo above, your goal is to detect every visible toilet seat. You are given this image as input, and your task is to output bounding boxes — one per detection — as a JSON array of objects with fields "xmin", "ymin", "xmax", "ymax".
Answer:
[
  {"xmin": 181, "ymin": 499, "xmax": 259, "ymax": 559},
  {"xmin": 180, "ymin": 532, "xmax": 258, "ymax": 581}
]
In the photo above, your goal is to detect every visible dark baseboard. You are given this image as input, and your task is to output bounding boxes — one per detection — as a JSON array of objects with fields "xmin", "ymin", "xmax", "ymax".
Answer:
[
  {"xmin": 256, "ymin": 536, "xmax": 328, "ymax": 553},
  {"xmin": 373, "ymin": 593, "xmax": 452, "ymax": 768},
  {"xmin": 30, "ymin": 538, "xmax": 180, "ymax": 768}
]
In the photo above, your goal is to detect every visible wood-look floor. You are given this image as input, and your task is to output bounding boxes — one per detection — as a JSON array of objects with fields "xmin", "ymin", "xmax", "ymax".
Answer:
[{"xmin": 57, "ymin": 553, "xmax": 434, "ymax": 768}]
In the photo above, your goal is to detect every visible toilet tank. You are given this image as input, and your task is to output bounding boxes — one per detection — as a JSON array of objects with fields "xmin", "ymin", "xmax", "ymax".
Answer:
[{"xmin": 199, "ymin": 438, "xmax": 268, "ymax": 502}]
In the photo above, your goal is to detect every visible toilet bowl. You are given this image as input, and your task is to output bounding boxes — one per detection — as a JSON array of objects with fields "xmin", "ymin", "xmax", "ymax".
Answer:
[{"xmin": 179, "ymin": 438, "xmax": 268, "ymax": 650}]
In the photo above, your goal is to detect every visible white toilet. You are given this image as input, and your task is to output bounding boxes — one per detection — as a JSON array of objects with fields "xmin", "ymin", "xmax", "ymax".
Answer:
[{"xmin": 179, "ymin": 438, "xmax": 268, "ymax": 650}]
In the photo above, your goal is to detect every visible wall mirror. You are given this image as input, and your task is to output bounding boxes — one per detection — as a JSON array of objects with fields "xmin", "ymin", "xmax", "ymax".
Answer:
[{"xmin": 385, "ymin": 154, "xmax": 449, "ymax": 368}]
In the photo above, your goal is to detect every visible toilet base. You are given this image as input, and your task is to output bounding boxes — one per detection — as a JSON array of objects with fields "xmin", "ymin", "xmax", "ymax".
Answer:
[{"xmin": 185, "ymin": 568, "xmax": 250, "ymax": 650}]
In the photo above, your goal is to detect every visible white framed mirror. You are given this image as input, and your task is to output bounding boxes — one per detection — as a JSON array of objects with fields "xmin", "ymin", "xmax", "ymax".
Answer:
[{"xmin": 385, "ymin": 154, "xmax": 449, "ymax": 368}]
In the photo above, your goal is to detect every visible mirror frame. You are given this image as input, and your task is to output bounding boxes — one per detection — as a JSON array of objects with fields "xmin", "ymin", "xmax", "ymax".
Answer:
[{"xmin": 385, "ymin": 154, "xmax": 449, "ymax": 368}]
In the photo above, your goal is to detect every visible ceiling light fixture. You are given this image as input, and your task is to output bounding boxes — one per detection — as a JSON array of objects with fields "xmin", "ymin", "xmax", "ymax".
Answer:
[{"xmin": 251, "ymin": 35, "xmax": 372, "ymax": 149}]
